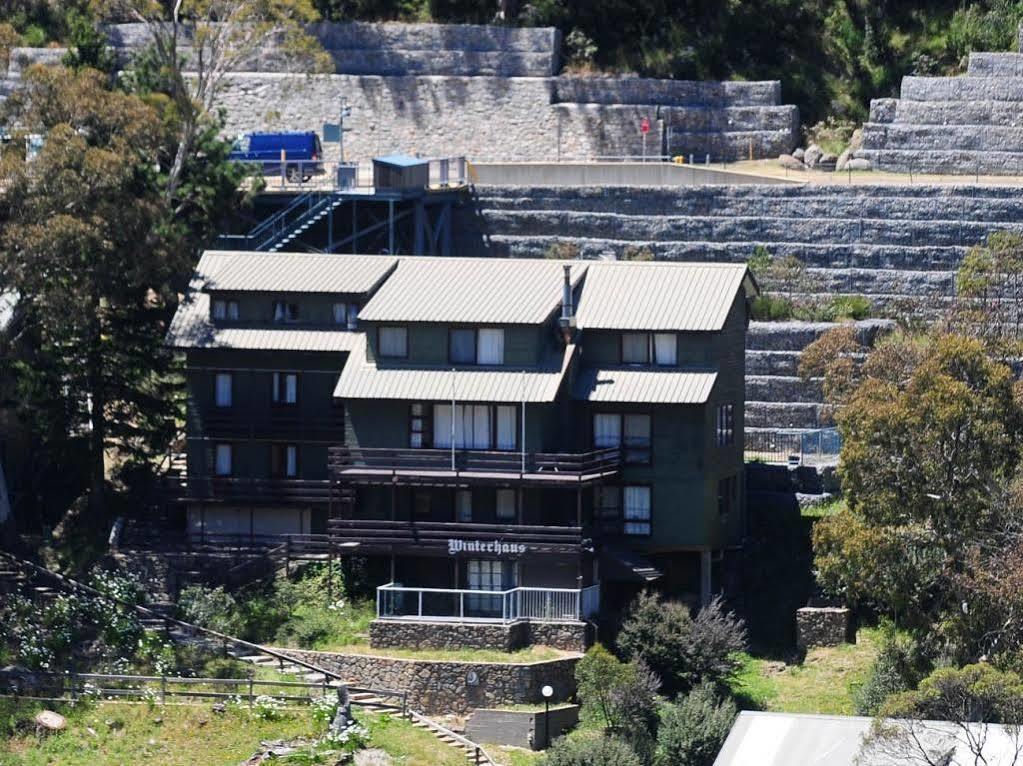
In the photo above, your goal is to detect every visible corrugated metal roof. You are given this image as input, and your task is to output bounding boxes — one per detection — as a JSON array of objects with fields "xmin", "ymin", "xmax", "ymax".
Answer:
[
  {"xmin": 572, "ymin": 367, "xmax": 717, "ymax": 404},
  {"xmin": 166, "ymin": 286, "xmax": 358, "ymax": 352},
  {"xmin": 334, "ymin": 335, "xmax": 572, "ymax": 402},
  {"xmin": 576, "ymin": 261, "xmax": 755, "ymax": 331},
  {"xmin": 374, "ymin": 154, "xmax": 429, "ymax": 167},
  {"xmin": 714, "ymin": 711, "xmax": 1021, "ymax": 766},
  {"xmin": 358, "ymin": 258, "xmax": 587, "ymax": 325},
  {"xmin": 196, "ymin": 251, "xmax": 397, "ymax": 294}
]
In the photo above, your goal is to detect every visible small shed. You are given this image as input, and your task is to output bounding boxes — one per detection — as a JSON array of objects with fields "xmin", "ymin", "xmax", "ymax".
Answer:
[{"xmin": 373, "ymin": 154, "xmax": 430, "ymax": 191}]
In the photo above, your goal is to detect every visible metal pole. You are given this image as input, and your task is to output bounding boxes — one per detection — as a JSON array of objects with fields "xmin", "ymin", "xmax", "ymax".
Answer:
[
  {"xmin": 451, "ymin": 368, "xmax": 456, "ymax": 472},
  {"xmin": 521, "ymin": 370, "xmax": 526, "ymax": 473}
]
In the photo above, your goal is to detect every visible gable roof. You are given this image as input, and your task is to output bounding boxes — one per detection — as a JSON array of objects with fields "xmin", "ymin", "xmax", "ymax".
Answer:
[
  {"xmin": 195, "ymin": 251, "xmax": 397, "ymax": 294},
  {"xmin": 358, "ymin": 257, "xmax": 587, "ymax": 325},
  {"xmin": 334, "ymin": 335, "xmax": 573, "ymax": 402},
  {"xmin": 576, "ymin": 261, "xmax": 755, "ymax": 331}
]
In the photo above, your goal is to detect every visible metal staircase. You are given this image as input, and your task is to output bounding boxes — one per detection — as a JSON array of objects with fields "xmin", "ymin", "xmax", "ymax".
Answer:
[{"xmin": 218, "ymin": 192, "xmax": 344, "ymax": 252}]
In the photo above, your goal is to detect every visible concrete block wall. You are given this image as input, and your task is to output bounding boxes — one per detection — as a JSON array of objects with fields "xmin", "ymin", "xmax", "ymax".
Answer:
[{"xmin": 856, "ymin": 29, "xmax": 1023, "ymax": 174}]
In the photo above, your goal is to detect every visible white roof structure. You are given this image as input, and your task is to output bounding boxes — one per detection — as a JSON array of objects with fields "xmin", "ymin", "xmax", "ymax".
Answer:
[
  {"xmin": 576, "ymin": 261, "xmax": 755, "ymax": 331},
  {"xmin": 358, "ymin": 257, "xmax": 587, "ymax": 325},
  {"xmin": 714, "ymin": 711, "xmax": 1023, "ymax": 766},
  {"xmin": 196, "ymin": 251, "xmax": 397, "ymax": 294},
  {"xmin": 573, "ymin": 367, "xmax": 718, "ymax": 404},
  {"xmin": 335, "ymin": 335, "xmax": 573, "ymax": 403},
  {"xmin": 0, "ymin": 291, "xmax": 17, "ymax": 335}
]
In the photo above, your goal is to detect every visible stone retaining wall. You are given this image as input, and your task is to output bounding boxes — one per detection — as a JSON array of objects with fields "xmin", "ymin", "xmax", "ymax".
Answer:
[
  {"xmin": 796, "ymin": 606, "xmax": 856, "ymax": 649},
  {"xmin": 369, "ymin": 619, "xmax": 591, "ymax": 653},
  {"xmin": 278, "ymin": 648, "xmax": 579, "ymax": 715}
]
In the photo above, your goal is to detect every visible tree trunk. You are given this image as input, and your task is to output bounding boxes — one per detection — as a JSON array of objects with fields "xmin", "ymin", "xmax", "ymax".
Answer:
[{"xmin": 87, "ymin": 296, "xmax": 106, "ymax": 518}]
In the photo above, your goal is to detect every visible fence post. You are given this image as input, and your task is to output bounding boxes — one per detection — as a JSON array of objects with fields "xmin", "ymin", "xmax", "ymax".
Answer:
[
  {"xmin": 160, "ymin": 674, "xmax": 167, "ymax": 706},
  {"xmin": 418, "ymin": 590, "xmax": 423, "ymax": 618},
  {"xmin": 249, "ymin": 677, "xmax": 254, "ymax": 709}
]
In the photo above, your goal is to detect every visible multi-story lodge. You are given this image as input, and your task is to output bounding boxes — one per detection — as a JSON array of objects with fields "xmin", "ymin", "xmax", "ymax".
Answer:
[{"xmin": 166, "ymin": 251, "xmax": 756, "ymax": 647}]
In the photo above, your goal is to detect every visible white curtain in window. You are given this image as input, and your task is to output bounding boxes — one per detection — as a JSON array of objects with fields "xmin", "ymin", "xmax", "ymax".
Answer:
[
  {"xmin": 496, "ymin": 406, "xmax": 516, "ymax": 450},
  {"xmin": 496, "ymin": 489, "xmax": 516, "ymax": 520},
  {"xmin": 471, "ymin": 405, "xmax": 490, "ymax": 448},
  {"xmin": 434, "ymin": 404, "xmax": 453, "ymax": 448},
  {"xmin": 622, "ymin": 333, "xmax": 649, "ymax": 364},
  {"xmin": 433, "ymin": 404, "xmax": 491, "ymax": 449},
  {"xmin": 332, "ymin": 303, "xmax": 347, "ymax": 325},
  {"xmin": 215, "ymin": 444, "xmax": 232, "ymax": 476},
  {"xmin": 273, "ymin": 301, "xmax": 286, "ymax": 322},
  {"xmin": 593, "ymin": 414, "xmax": 622, "ymax": 448},
  {"xmin": 654, "ymin": 333, "xmax": 677, "ymax": 365},
  {"xmin": 215, "ymin": 373, "xmax": 232, "ymax": 407},
  {"xmin": 624, "ymin": 486, "xmax": 651, "ymax": 535},
  {"xmin": 379, "ymin": 327, "xmax": 407, "ymax": 357},
  {"xmin": 227, "ymin": 301, "xmax": 239, "ymax": 320},
  {"xmin": 347, "ymin": 304, "xmax": 359, "ymax": 330},
  {"xmin": 286, "ymin": 445, "xmax": 297, "ymax": 477},
  {"xmin": 285, "ymin": 374, "xmax": 297, "ymax": 404},
  {"xmin": 477, "ymin": 329, "xmax": 505, "ymax": 365},
  {"xmin": 213, "ymin": 300, "xmax": 227, "ymax": 320}
]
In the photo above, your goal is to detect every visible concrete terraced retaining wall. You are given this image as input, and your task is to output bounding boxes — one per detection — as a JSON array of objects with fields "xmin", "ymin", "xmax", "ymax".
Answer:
[
  {"xmin": 856, "ymin": 27, "xmax": 1023, "ymax": 174},
  {"xmin": 279, "ymin": 648, "xmax": 579, "ymax": 715},
  {"xmin": 3, "ymin": 20, "xmax": 797, "ymax": 161}
]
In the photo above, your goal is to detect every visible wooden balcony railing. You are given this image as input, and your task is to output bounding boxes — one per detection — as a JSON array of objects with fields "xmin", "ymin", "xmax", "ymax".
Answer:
[
  {"xmin": 163, "ymin": 475, "xmax": 337, "ymax": 504},
  {"xmin": 328, "ymin": 518, "xmax": 586, "ymax": 556},
  {"xmin": 328, "ymin": 446, "xmax": 620, "ymax": 484}
]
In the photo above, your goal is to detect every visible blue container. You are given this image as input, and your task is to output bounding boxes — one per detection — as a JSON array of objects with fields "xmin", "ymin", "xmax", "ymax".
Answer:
[{"xmin": 230, "ymin": 131, "xmax": 325, "ymax": 181}]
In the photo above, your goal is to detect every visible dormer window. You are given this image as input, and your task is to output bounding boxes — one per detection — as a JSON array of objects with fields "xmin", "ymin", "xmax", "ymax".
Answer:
[
  {"xmin": 378, "ymin": 326, "xmax": 408, "ymax": 358},
  {"xmin": 273, "ymin": 301, "xmax": 299, "ymax": 323},
  {"xmin": 212, "ymin": 299, "xmax": 239, "ymax": 321},
  {"xmin": 333, "ymin": 302, "xmax": 360, "ymax": 329},
  {"xmin": 621, "ymin": 332, "xmax": 677, "ymax": 366},
  {"xmin": 449, "ymin": 328, "xmax": 504, "ymax": 365}
]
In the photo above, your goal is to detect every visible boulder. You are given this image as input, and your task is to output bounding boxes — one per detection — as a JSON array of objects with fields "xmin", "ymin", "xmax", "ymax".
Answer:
[
  {"xmin": 778, "ymin": 153, "xmax": 804, "ymax": 170},
  {"xmin": 34, "ymin": 710, "xmax": 66, "ymax": 733},
  {"xmin": 803, "ymin": 143, "xmax": 824, "ymax": 167},
  {"xmin": 848, "ymin": 127, "xmax": 864, "ymax": 152},
  {"xmin": 835, "ymin": 147, "xmax": 853, "ymax": 171},
  {"xmin": 846, "ymin": 157, "xmax": 872, "ymax": 171},
  {"xmin": 792, "ymin": 147, "xmax": 805, "ymax": 160},
  {"xmin": 356, "ymin": 750, "xmax": 394, "ymax": 766}
]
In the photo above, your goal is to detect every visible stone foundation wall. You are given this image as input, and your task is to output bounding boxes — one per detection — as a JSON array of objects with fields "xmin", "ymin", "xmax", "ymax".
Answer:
[
  {"xmin": 278, "ymin": 647, "xmax": 579, "ymax": 715},
  {"xmin": 369, "ymin": 619, "xmax": 591, "ymax": 653},
  {"xmin": 796, "ymin": 606, "xmax": 856, "ymax": 649}
]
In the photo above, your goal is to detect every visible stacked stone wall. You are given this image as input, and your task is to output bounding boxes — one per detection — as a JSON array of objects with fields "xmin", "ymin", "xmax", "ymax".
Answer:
[
  {"xmin": 368, "ymin": 618, "xmax": 590, "ymax": 653},
  {"xmin": 279, "ymin": 647, "xmax": 578, "ymax": 715}
]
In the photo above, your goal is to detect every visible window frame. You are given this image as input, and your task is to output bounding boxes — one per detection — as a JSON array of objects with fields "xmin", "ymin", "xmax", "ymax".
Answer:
[
  {"xmin": 378, "ymin": 325, "xmax": 409, "ymax": 359},
  {"xmin": 213, "ymin": 443, "xmax": 233, "ymax": 477},
  {"xmin": 622, "ymin": 485, "xmax": 652, "ymax": 537},
  {"xmin": 593, "ymin": 412, "xmax": 652, "ymax": 465},
  {"xmin": 495, "ymin": 488, "xmax": 517, "ymax": 522},
  {"xmin": 653, "ymin": 333, "xmax": 677, "ymax": 366},
  {"xmin": 271, "ymin": 371, "xmax": 299, "ymax": 407},
  {"xmin": 272, "ymin": 300, "xmax": 299, "ymax": 324},
  {"xmin": 715, "ymin": 403, "xmax": 735, "ymax": 447},
  {"xmin": 212, "ymin": 298, "xmax": 239, "ymax": 321},
  {"xmin": 214, "ymin": 372, "xmax": 233, "ymax": 409},
  {"xmin": 620, "ymin": 332, "xmax": 651, "ymax": 365},
  {"xmin": 409, "ymin": 403, "xmax": 432, "ymax": 448},
  {"xmin": 270, "ymin": 443, "xmax": 299, "ymax": 479},
  {"xmin": 448, "ymin": 327, "xmax": 477, "ymax": 365},
  {"xmin": 432, "ymin": 403, "xmax": 518, "ymax": 451},
  {"xmin": 331, "ymin": 302, "xmax": 347, "ymax": 326}
]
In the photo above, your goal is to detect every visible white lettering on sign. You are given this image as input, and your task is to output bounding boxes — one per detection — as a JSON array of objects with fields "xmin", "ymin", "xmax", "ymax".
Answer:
[{"xmin": 447, "ymin": 539, "xmax": 528, "ymax": 556}]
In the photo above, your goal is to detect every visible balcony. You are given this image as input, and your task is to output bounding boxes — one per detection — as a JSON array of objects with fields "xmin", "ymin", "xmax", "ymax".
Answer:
[
  {"xmin": 376, "ymin": 582, "xmax": 601, "ymax": 624},
  {"xmin": 196, "ymin": 411, "xmax": 345, "ymax": 440},
  {"xmin": 328, "ymin": 446, "xmax": 620, "ymax": 486},
  {"xmin": 165, "ymin": 476, "xmax": 337, "ymax": 504},
  {"xmin": 327, "ymin": 518, "xmax": 586, "ymax": 556}
]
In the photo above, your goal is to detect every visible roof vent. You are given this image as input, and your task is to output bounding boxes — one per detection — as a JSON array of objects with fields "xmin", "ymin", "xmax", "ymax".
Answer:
[{"xmin": 559, "ymin": 264, "xmax": 576, "ymax": 338}]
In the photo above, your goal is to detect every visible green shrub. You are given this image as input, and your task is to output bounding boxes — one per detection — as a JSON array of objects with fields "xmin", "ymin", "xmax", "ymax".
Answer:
[
  {"xmin": 575, "ymin": 644, "xmax": 660, "ymax": 739},
  {"xmin": 854, "ymin": 627, "xmax": 927, "ymax": 715},
  {"xmin": 177, "ymin": 583, "xmax": 241, "ymax": 635},
  {"xmin": 751, "ymin": 294, "xmax": 794, "ymax": 321},
  {"xmin": 540, "ymin": 732, "xmax": 643, "ymax": 766},
  {"xmin": 543, "ymin": 241, "xmax": 581, "ymax": 260},
  {"xmin": 202, "ymin": 657, "xmax": 251, "ymax": 679},
  {"xmin": 617, "ymin": 592, "xmax": 747, "ymax": 694},
  {"xmin": 655, "ymin": 682, "xmax": 737, "ymax": 766},
  {"xmin": 829, "ymin": 295, "xmax": 872, "ymax": 320}
]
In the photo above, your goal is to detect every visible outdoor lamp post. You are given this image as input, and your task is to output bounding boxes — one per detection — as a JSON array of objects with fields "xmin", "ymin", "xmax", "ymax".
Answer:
[{"xmin": 541, "ymin": 684, "xmax": 554, "ymax": 748}]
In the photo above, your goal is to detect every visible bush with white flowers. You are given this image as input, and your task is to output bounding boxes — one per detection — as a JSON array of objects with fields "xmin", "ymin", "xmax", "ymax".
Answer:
[
  {"xmin": 252, "ymin": 694, "xmax": 286, "ymax": 721},
  {"xmin": 311, "ymin": 693, "xmax": 339, "ymax": 726}
]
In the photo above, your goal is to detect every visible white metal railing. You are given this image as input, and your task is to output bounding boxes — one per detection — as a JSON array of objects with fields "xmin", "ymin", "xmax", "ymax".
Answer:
[
  {"xmin": 233, "ymin": 156, "xmax": 469, "ymax": 192},
  {"xmin": 376, "ymin": 582, "xmax": 599, "ymax": 624}
]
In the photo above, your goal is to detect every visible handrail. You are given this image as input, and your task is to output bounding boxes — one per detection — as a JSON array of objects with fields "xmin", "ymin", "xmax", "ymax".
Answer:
[
  {"xmin": 378, "ymin": 582, "xmax": 586, "ymax": 597},
  {"xmin": 408, "ymin": 709, "xmax": 497, "ymax": 766}
]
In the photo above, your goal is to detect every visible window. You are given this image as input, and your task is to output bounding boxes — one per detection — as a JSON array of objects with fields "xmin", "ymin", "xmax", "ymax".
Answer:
[
  {"xmin": 595, "ymin": 486, "xmax": 621, "ymax": 528},
  {"xmin": 593, "ymin": 413, "xmax": 622, "ymax": 449},
  {"xmin": 653, "ymin": 333, "xmax": 677, "ymax": 366},
  {"xmin": 716, "ymin": 404, "xmax": 735, "ymax": 446},
  {"xmin": 449, "ymin": 329, "xmax": 475, "ymax": 364},
  {"xmin": 272, "ymin": 301, "xmax": 298, "ymax": 323},
  {"xmin": 623, "ymin": 486, "xmax": 651, "ymax": 536},
  {"xmin": 332, "ymin": 303, "xmax": 347, "ymax": 325},
  {"xmin": 433, "ymin": 404, "xmax": 516, "ymax": 451},
  {"xmin": 212, "ymin": 299, "xmax": 239, "ymax": 320},
  {"xmin": 214, "ymin": 444, "xmax": 232, "ymax": 476},
  {"xmin": 414, "ymin": 490, "xmax": 431, "ymax": 517},
  {"xmin": 271, "ymin": 444, "xmax": 298, "ymax": 478},
  {"xmin": 214, "ymin": 373, "xmax": 233, "ymax": 408},
  {"xmin": 496, "ymin": 489, "xmax": 517, "ymax": 521},
  {"xmin": 409, "ymin": 403, "xmax": 431, "ymax": 448},
  {"xmin": 718, "ymin": 476, "xmax": 737, "ymax": 516},
  {"xmin": 621, "ymin": 333, "xmax": 649, "ymax": 364},
  {"xmin": 496, "ymin": 405, "xmax": 516, "ymax": 450},
  {"xmin": 477, "ymin": 329, "xmax": 505, "ymax": 365},
  {"xmin": 272, "ymin": 372, "xmax": 298, "ymax": 405},
  {"xmin": 347, "ymin": 304, "xmax": 359, "ymax": 330},
  {"xmin": 623, "ymin": 414, "xmax": 652, "ymax": 464},
  {"xmin": 449, "ymin": 328, "xmax": 505, "ymax": 365},
  {"xmin": 594, "ymin": 413, "xmax": 651, "ymax": 464},
  {"xmin": 455, "ymin": 490, "xmax": 473, "ymax": 523},
  {"xmin": 378, "ymin": 326, "xmax": 407, "ymax": 358}
]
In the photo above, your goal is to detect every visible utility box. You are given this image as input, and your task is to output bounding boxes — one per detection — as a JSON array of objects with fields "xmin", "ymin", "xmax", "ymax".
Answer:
[
  {"xmin": 373, "ymin": 154, "xmax": 429, "ymax": 191},
  {"xmin": 336, "ymin": 162, "xmax": 357, "ymax": 189}
]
